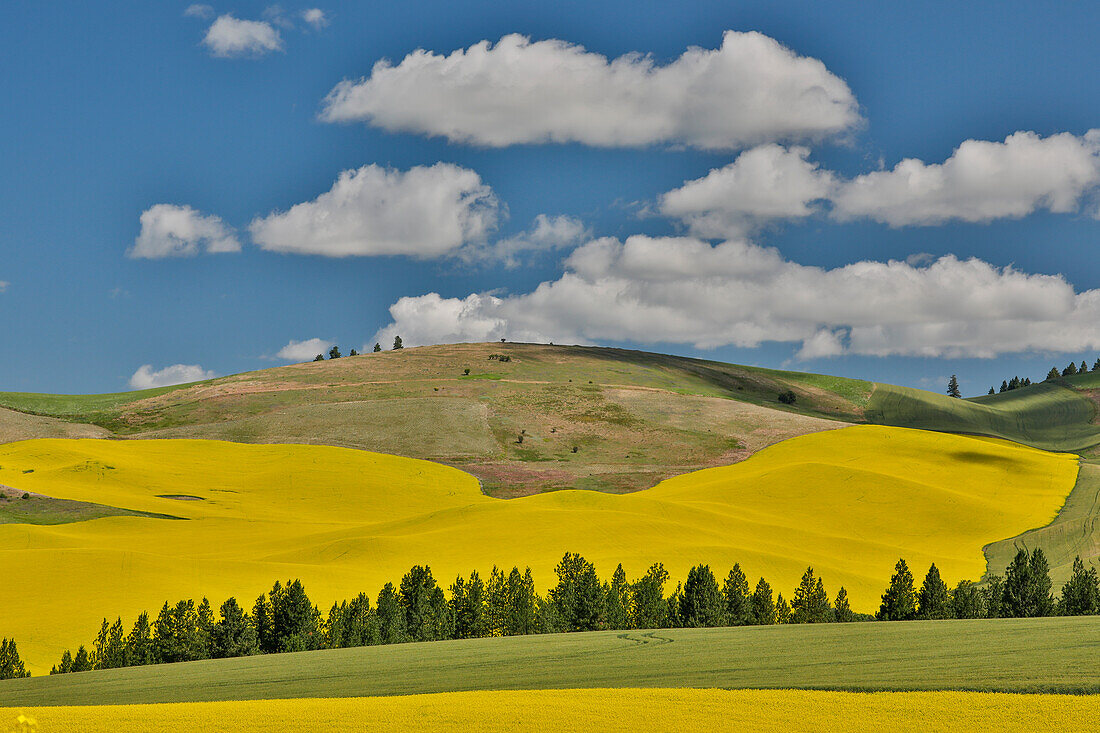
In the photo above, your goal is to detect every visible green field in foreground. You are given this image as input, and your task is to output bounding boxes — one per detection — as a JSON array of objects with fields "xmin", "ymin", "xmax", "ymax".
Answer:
[{"xmin": 3, "ymin": 617, "xmax": 1098, "ymax": 707}]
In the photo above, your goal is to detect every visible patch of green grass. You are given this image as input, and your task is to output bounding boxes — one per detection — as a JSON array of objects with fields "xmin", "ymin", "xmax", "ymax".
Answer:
[
  {"xmin": 4, "ymin": 618, "xmax": 1099, "ymax": 706},
  {"xmin": 0, "ymin": 493, "xmax": 180, "ymax": 525},
  {"xmin": 460, "ymin": 373, "xmax": 504, "ymax": 380},
  {"xmin": 0, "ymin": 385, "xmax": 193, "ymax": 422}
]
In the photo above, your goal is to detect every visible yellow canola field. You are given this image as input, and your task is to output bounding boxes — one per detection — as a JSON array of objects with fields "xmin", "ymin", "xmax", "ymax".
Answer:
[
  {"xmin": 4, "ymin": 689, "xmax": 1098, "ymax": 732},
  {"xmin": 0, "ymin": 425, "xmax": 1078, "ymax": 672}
]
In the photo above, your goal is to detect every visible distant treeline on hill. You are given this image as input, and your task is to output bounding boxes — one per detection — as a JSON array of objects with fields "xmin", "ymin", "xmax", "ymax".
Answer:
[
  {"xmin": 17, "ymin": 548, "xmax": 1096, "ymax": 679},
  {"xmin": 982, "ymin": 357, "xmax": 1100, "ymax": 395}
]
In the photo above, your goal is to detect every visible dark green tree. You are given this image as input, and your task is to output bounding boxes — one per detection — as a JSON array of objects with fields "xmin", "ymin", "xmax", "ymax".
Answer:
[
  {"xmin": 877, "ymin": 559, "xmax": 917, "ymax": 621},
  {"xmin": 630, "ymin": 563, "xmax": 669, "ymax": 629},
  {"xmin": 196, "ymin": 597, "xmax": 215, "ymax": 659},
  {"xmin": 327, "ymin": 592, "xmax": 379, "ymax": 648},
  {"xmin": 983, "ymin": 574, "xmax": 1004, "ymax": 618},
  {"xmin": 999, "ymin": 380, "xmax": 1009, "ymax": 393},
  {"xmin": 72, "ymin": 645, "xmax": 92, "ymax": 672},
  {"xmin": 0, "ymin": 639, "xmax": 29, "ymax": 679},
  {"xmin": 833, "ymin": 587, "xmax": 853, "ymax": 622},
  {"xmin": 1002, "ymin": 548, "xmax": 1053, "ymax": 617},
  {"xmin": 377, "ymin": 582, "xmax": 409, "ymax": 644},
  {"xmin": 917, "ymin": 563, "xmax": 952, "ymax": 620},
  {"xmin": 212, "ymin": 597, "xmax": 259, "ymax": 658},
  {"xmin": 329, "ymin": 346, "xmax": 342, "ymax": 359},
  {"xmin": 950, "ymin": 580, "xmax": 984, "ymax": 619},
  {"xmin": 313, "ymin": 354, "xmax": 325, "ymax": 362},
  {"xmin": 774, "ymin": 593, "xmax": 791, "ymax": 624},
  {"xmin": 679, "ymin": 564, "xmax": 725, "ymax": 628},
  {"xmin": 1081, "ymin": 361, "xmax": 1089, "ymax": 373},
  {"xmin": 1027, "ymin": 548, "xmax": 1054, "ymax": 617},
  {"xmin": 50, "ymin": 649, "xmax": 73, "ymax": 675},
  {"xmin": 603, "ymin": 564, "xmax": 631, "ymax": 631},
  {"xmin": 722, "ymin": 564, "xmax": 752, "ymax": 626},
  {"xmin": 269, "ymin": 579, "xmax": 322, "ymax": 652},
  {"xmin": 1046, "ymin": 367, "xmax": 1061, "ymax": 380},
  {"xmin": 791, "ymin": 568, "xmax": 832, "ymax": 624},
  {"xmin": 349, "ymin": 349, "xmax": 359, "ymax": 357},
  {"xmin": 665, "ymin": 582, "xmax": 684, "ymax": 628},
  {"xmin": 751, "ymin": 578, "xmax": 776, "ymax": 625},
  {"xmin": 450, "ymin": 570, "xmax": 489, "ymax": 639},
  {"xmin": 988, "ymin": 387, "xmax": 995, "ymax": 395},
  {"xmin": 1059, "ymin": 556, "xmax": 1100, "ymax": 616},
  {"xmin": 947, "ymin": 375, "xmax": 961, "ymax": 398},
  {"xmin": 126, "ymin": 611, "xmax": 154, "ymax": 666},
  {"xmin": 1063, "ymin": 362, "xmax": 1078, "ymax": 377},
  {"xmin": 253, "ymin": 593, "xmax": 274, "ymax": 653},
  {"xmin": 93, "ymin": 617, "xmax": 127, "ymax": 670},
  {"xmin": 393, "ymin": 336, "xmax": 404, "ymax": 350},
  {"xmin": 373, "ymin": 343, "xmax": 382, "ymax": 352},
  {"xmin": 549, "ymin": 553, "xmax": 604, "ymax": 632},
  {"xmin": 399, "ymin": 566, "xmax": 450, "ymax": 641},
  {"xmin": 1094, "ymin": 358, "xmax": 1100, "ymax": 372}
]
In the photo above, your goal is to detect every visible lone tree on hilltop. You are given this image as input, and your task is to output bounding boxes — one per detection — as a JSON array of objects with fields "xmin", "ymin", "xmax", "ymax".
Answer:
[
  {"xmin": 947, "ymin": 375, "xmax": 961, "ymax": 398},
  {"xmin": 393, "ymin": 336, "xmax": 404, "ymax": 350},
  {"xmin": 877, "ymin": 558, "xmax": 916, "ymax": 621}
]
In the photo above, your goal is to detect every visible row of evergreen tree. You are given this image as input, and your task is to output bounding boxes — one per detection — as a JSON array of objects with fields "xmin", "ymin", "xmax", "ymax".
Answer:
[
  {"xmin": 311, "ymin": 337, "xmax": 405, "ymax": 362},
  {"xmin": 31, "ymin": 548, "xmax": 1100, "ymax": 678},
  {"xmin": 981, "ymin": 358, "xmax": 1100, "ymax": 396}
]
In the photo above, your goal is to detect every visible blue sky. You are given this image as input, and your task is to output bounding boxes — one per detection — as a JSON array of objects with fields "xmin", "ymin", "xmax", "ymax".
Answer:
[{"xmin": 3, "ymin": 1, "xmax": 1100, "ymax": 396}]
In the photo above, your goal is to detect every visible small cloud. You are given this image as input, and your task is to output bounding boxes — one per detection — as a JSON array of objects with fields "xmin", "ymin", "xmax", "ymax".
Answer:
[
  {"xmin": 472, "ymin": 214, "xmax": 590, "ymax": 268},
  {"xmin": 129, "ymin": 364, "xmax": 216, "ymax": 389},
  {"xmin": 275, "ymin": 337, "xmax": 334, "ymax": 361},
  {"xmin": 202, "ymin": 14, "xmax": 283, "ymax": 58},
  {"xmin": 184, "ymin": 4, "xmax": 214, "ymax": 19},
  {"xmin": 108, "ymin": 287, "xmax": 129, "ymax": 299},
  {"xmin": 906, "ymin": 252, "xmax": 936, "ymax": 267},
  {"xmin": 301, "ymin": 8, "xmax": 328, "ymax": 29},
  {"xmin": 263, "ymin": 5, "xmax": 295, "ymax": 29},
  {"xmin": 130, "ymin": 204, "xmax": 240, "ymax": 259},
  {"xmin": 795, "ymin": 329, "xmax": 848, "ymax": 360},
  {"xmin": 0, "ymin": 281, "xmax": 8, "ymax": 293}
]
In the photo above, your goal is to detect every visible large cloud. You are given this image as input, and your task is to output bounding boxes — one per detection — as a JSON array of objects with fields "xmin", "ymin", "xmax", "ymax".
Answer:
[
  {"xmin": 374, "ymin": 235, "xmax": 1100, "ymax": 359},
  {"xmin": 202, "ymin": 15, "xmax": 283, "ymax": 58},
  {"xmin": 275, "ymin": 338, "xmax": 335, "ymax": 361},
  {"xmin": 832, "ymin": 130, "xmax": 1100, "ymax": 226},
  {"xmin": 249, "ymin": 164, "xmax": 500, "ymax": 258},
  {"xmin": 659, "ymin": 145, "xmax": 835, "ymax": 237},
  {"xmin": 129, "ymin": 364, "xmax": 216, "ymax": 389},
  {"xmin": 130, "ymin": 204, "xmax": 240, "ymax": 259},
  {"xmin": 321, "ymin": 31, "xmax": 860, "ymax": 150}
]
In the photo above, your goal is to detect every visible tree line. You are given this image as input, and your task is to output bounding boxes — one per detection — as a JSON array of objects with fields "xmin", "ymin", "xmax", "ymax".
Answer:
[
  {"xmin": 971, "ymin": 357, "xmax": 1100, "ymax": 396},
  {"xmin": 24, "ymin": 548, "xmax": 1098, "ymax": 678},
  {"xmin": 311, "ymin": 337, "xmax": 404, "ymax": 362}
]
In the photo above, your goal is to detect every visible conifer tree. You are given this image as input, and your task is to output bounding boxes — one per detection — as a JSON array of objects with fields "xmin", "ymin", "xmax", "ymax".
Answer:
[
  {"xmin": 999, "ymin": 380, "xmax": 1008, "ymax": 393},
  {"xmin": 253, "ymin": 593, "xmax": 274, "ymax": 653},
  {"xmin": 393, "ymin": 336, "xmax": 403, "ymax": 350},
  {"xmin": 1094, "ymin": 358, "xmax": 1100, "ymax": 371},
  {"xmin": 1002, "ymin": 549, "xmax": 1033, "ymax": 618},
  {"xmin": 399, "ymin": 566, "xmax": 450, "ymax": 641},
  {"xmin": 1063, "ymin": 362, "xmax": 1078, "ymax": 376},
  {"xmin": 1082, "ymin": 361, "xmax": 1089, "ymax": 373},
  {"xmin": 791, "ymin": 567, "xmax": 831, "ymax": 623},
  {"xmin": 774, "ymin": 593, "xmax": 791, "ymax": 624},
  {"xmin": 877, "ymin": 559, "xmax": 917, "ymax": 621},
  {"xmin": 722, "ymin": 564, "xmax": 752, "ymax": 626},
  {"xmin": 506, "ymin": 567, "xmax": 538, "ymax": 635},
  {"xmin": 196, "ymin": 597, "xmax": 215, "ymax": 659},
  {"xmin": 313, "ymin": 354, "xmax": 324, "ymax": 362},
  {"xmin": 450, "ymin": 570, "xmax": 489, "ymax": 639},
  {"xmin": 988, "ymin": 387, "xmax": 995, "ymax": 395},
  {"xmin": 950, "ymin": 580, "xmax": 984, "ymax": 619},
  {"xmin": 1059, "ymin": 556, "xmax": 1100, "ymax": 616},
  {"xmin": 917, "ymin": 564, "xmax": 951, "ymax": 619},
  {"xmin": 947, "ymin": 375, "xmax": 962, "ymax": 398},
  {"xmin": 982, "ymin": 574, "xmax": 1004, "ymax": 618},
  {"xmin": 329, "ymin": 346, "xmax": 341, "ymax": 359},
  {"xmin": 373, "ymin": 343, "xmax": 382, "ymax": 352},
  {"xmin": 603, "ymin": 564, "xmax": 631, "ymax": 630},
  {"xmin": 630, "ymin": 563, "xmax": 669, "ymax": 629},
  {"xmin": 833, "ymin": 587, "xmax": 853, "ymax": 622},
  {"xmin": 485, "ymin": 566, "xmax": 508, "ymax": 635},
  {"xmin": 126, "ymin": 611, "xmax": 154, "ymax": 666},
  {"xmin": 1027, "ymin": 548, "xmax": 1054, "ymax": 617},
  {"xmin": 664, "ymin": 582, "xmax": 684, "ymax": 628},
  {"xmin": 0, "ymin": 639, "xmax": 29, "ymax": 680},
  {"xmin": 212, "ymin": 597, "xmax": 259, "ymax": 658},
  {"xmin": 50, "ymin": 649, "xmax": 73, "ymax": 675},
  {"xmin": 679, "ymin": 564, "xmax": 725, "ymax": 627},
  {"xmin": 376, "ymin": 582, "xmax": 409, "ymax": 644},
  {"xmin": 1047, "ymin": 367, "xmax": 1061, "ymax": 380},
  {"xmin": 751, "ymin": 578, "xmax": 776, "ymax": 625},
  {"xmin": 72, "ymin": 645, "xmax": 92, "ymax": 672},
  {"xmin": 549, "ymin": 553, "xmax": 604, "ymax": 632}
]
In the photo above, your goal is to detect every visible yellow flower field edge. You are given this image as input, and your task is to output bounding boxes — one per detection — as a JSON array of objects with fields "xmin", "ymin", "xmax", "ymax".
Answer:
[
  {"xmin": 4, "ymin": 689, "xmax": 1099, "ymax": 733},
  {"xmin": 0, "ymin": 425, "xmax": 1079, "ymax": 672}
]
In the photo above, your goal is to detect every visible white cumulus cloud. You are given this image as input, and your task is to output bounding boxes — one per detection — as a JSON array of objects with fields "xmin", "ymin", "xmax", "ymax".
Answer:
[
  {"xmin": 130, "ymin": 204, "xmax": 240, "ymax": 259},
  {"xmin": 249, "ymin": 163, "xmax": 500, "ymax": 258},
  {"xmin": 321, "ymin": 31, "xmax": 860, "ymax": 150},
  {"xmin": 129, "ymin": 364, "xmax": 216, "ymax": 389},
  {"xmin": 301, "ymin": 8, "xmax": 328, "ymax": 29},
  {"xmin": 373, "ymin": 235, "xmax": 1100, "ymax": 359},
  {"xmin": 0, "ymin": 281, "xmax": 8, "ymax": 293},
  {"xmin": 184, "ymin": 4, "xmax": 214, "ymax": 19},
  {"xmin": 276, "ymin": 337, "xmax": 335, "ymax": 361},
  {"xmin": 202, "ymin": 14, "xmax": 283, "ymax": 58},
  {"xmin": 832, "ymin": 130, "xmax": 1100, "ymax": 226},
  {"xmin": 474, "ymin": 214, "xmax": 590, "ymax": 267},
  {"xmin": 659, "ymin": 145, "xmax": 836, "ymax": 237}
]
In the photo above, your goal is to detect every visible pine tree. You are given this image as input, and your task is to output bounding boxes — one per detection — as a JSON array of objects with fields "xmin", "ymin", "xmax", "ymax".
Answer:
[
  {"xmin": 93, "ymin": 617, "xmax": 126, "ymax": 670},
  {"xmin": 999, "ymin": 380, "xmax": 1008, "ymax": 393},
  {"xmin": 50, "ymin": 649, "xmax": 73, "ymax": 675},
  {"xmin": 1059, "ymin": 556, "xmax": 1100, "ymax": 616},
  {"xmin": 450, "ymin": 570, "xmax": 489, "ymax": 639},
  {"xmin": 377, "ymin": 582, "xmax": 408, "ymax": 644},
  {"xmin": 313, "ymin": 354, "xmax": 325, "ymax": 362},
  {"xmin": 1063, "ymin": 362, "xmax": 1078, "ymax": 377},
  {"xmin": 1094, "ymin": 358, "xmax": 1100, "ymax": 372},
  {"xmin": 877, "ymin": 559, "xmax": 917, "ymax": 621},
  {"xmin": 1002, "ymin": 549, "xmax": 1033, "ymax": 618},
  {"xmin": 603, "ymin": 564, "xmax": 631, "ymax": 630},
  {"xmin": 950, "ymin": 580, "xmax": 984, "ymax": 619},
  {"xmin": 630, "ymin": 563, "xmax": 669, "ymax": 629},
  {"xmin": 1047, "ymin": 367, "xmax": 1061, "ymax": 380},
  {"xmin": 722, "ymin": 564, "xmax": 752, "ymax": 626},
  {"xmin": 947, "ymin": 375, "xmax": 962, "ymax": 398},
  {"xmin": 393, "ymin": 336, "xmax": 403, "ymax": 350},
  {"xmin": 916, "ymin": 563, "xmax": 951, "ymax": 619},
  {"xmin": 1082, "ymin": 361, "xmax": 1089, "ymax": 373},
  {"xmin": 833, "ymin": 587, "xmax": 853, "ymax": 622},
  {"xmin": 507, "ymin": 567, "xmax": 538, "ymax": 635},
  {"xmin": 0, "ymin": 639, "xmax": 29, "ymax": 680},
  {"xmin": 399, "ymin": 566, "xmax": 450, "ymax": 641},
  {"xmin": 791, "ymin": 567, "xmax": 831, "ymax": 623},
  {"xmin": 253, "ymin": 593, "xmax": 274, "ymax": 653},
  {"xmin": 126, "ymin": 611, "xmax": 154, "ymax": 666},
  {"xmin": 751, "ymin": 578, "xmax": 776, "ymax": 625},
  {"xmin": 1028, "ymin": 548, "xmax": 1054, "ymax": 617},
  {"xmin": 329, "ymin": 346, "xmax": 341, "ymax": 359},
  {"xmin": 196, "ymin": 597, "xmax": 215, "ymax": 659},
  {"xmin": 349, "ymin": 349, "xmax": 359, "ymax": 356},
  {"xmin": 548, "ymin": 553, "xmax": 604, "ymax": 632},
  {"xmin": 983, "ymin": 574, "xmax": 1004, "ymax": 618},
  {"xmin": 774, "ymin": 593, "xmax": 791, "ymax": 624},
  {"xmin": 679, "ymin": 564, "xmax": 725, "ymax": 627},
  {"xmin": 665, "ymin": 583, "xmax": 684, "ymax": 628},
  {"xmin": 373, "ymin": 343, "xmax": 382, "ymax": 352},
  {"xmin": 987, "ymin": 387, "xmax": 995, "ymax": 395},
  {"xmin": 72, "ymin": 645, "xmax": 92, "ymax": 672},
  {"xmin": 485, "ymin": 566, "xmax": 508, "ymax": 636},
  {"xmin": 270, "ymin": 579, "xmax": 322, "ymax": 651},
  {"xmin": 212, "ymin": 597, "xmax": 259, "ymax": 658}
]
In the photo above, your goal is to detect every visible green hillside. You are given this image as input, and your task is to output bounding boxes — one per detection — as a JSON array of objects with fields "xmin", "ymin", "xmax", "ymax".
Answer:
[{"xmin": 2, "ymin": 618, "xmax": 1098, "ymax": 707}]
